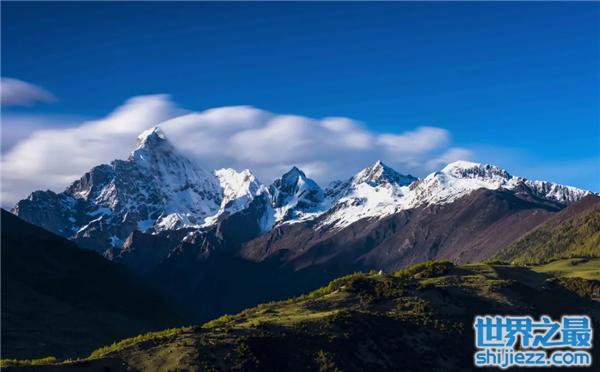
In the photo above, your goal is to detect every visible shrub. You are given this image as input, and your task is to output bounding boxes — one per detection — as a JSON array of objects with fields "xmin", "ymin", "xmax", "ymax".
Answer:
[
  {"xmin": 394, "ymin": 260, "xmax": 454, "ymax": 279},
  {"xmin": 89, "ymin": 327, "xmax": 191, "ymax": 358},
  {"xmin": 202, "ymin": 314, "xmax": 235, "ymax": 329},
  {"xmin": 0, "ymin": 356, "xmax": 58, "ymax": 367},
  {"xmin": 481, "ymin": 259, "xmax": 510, "ymax": 265},
  {"xmin": 558, "ymin": 277, "xmax": 600, "ymax": 299}
]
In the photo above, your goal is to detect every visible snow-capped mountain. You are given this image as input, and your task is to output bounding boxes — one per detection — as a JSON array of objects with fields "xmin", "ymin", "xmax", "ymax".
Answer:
[
  {"xmin": 406, "ymin": 160, "xmax": 590, "ymax": 208},
  {"xmin": 204, "ymin": 168, "xmax": 267, "ymax": 225},
  {"xmin": 12, "ymin": 126, "xmax": 592, "ymax": 255},
  {"xmin": 320, "ymin": 161, "xmax": 418, "ymax": 228},
  {"xmin": 318, "ymin": 160, "xmax": 591, "ymax": 229},
  {"xmin": 12, "ymin": 127, "xmax": 263, "ymax": 252},
  {"xmin": 269, "ymin": 167, "xmax": 326, "ymax": 223},
  {"xmin": 129, "ymin": 127, "xmax": 223, "ymax": 231}
]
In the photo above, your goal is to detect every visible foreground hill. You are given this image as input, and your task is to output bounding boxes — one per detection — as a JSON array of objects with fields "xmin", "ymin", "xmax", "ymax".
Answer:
[
  {"xmin": 0, "ymin": 210, "xmax": 183, "ymax": 360},
  {"xmin": 8, "ymin": 259, "xmax": 599, "ymax": 371},
  {"xmin": 496, "ymin": 194, "xmax": 600, "ymax": 264}
]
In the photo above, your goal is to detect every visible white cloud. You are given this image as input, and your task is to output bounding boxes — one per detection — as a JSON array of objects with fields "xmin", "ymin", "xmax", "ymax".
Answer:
[
  {"xmin": 1, "ymin": 95, "xmax": 472, "ymax": 206},
  {"xmin": 1, "ymin": 95, "xmax": 181, "ymax": 205},
  {"xmin": 0, "ymin": 78, "xmax": 57, "ymax": 106},
  {"xmin": 378, "ymin": 127, "xmax": 449, "ymax": 154},
  {"xmin": 159, "ymin": 106, "xmax": 469, "ymax": 183},
  {"xmin": 0, "ymin": 113, "xmax": 85, "ymax": 153}
]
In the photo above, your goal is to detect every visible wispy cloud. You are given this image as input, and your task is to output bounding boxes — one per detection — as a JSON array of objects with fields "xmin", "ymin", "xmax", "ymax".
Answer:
[
  {"xmin": 0, "ymin": 77, "xmax": 57, "ymax": 106},
  {"xmin": 1, "ymin": 95, "xmax": 181, "ymax": 205},
  {"xmin": 0, "ymin": 113, "xmax": 86, "ymax": 153},
  {"xmin": 154, "ymin": 105, "xmax": 473, "ymax": 184},
  {"xmin": 0, "ymin": 95, "xmax": 472, "ymax": 206}
]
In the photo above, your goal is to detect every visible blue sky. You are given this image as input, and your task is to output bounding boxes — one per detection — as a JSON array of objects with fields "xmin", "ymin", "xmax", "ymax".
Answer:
[{"xmin": 1, "ymin": 1, "xmax": 599, "ymax": 197}]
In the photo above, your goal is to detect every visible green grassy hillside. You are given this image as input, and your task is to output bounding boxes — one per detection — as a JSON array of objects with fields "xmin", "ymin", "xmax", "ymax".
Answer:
[
  {"xmin": 531, "ymin": 257, "xmax": 600, "ymax": 280},
  {"xmin": 496, "ymin": 199, "xmax": 600, "ymax": 264},
  {"xmin": 7, "ymin": 259, "xmax": 598, "ymax": 371}
]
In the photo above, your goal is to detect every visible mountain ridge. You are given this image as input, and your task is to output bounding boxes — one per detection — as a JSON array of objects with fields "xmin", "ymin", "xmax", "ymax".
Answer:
[
  {"xmin": 10, "ymin": 127, "xmax": 596, "ymax": 323},
  {"xmin": 12, "ymin": 127, "xmax": 592, "ymax": 257}
]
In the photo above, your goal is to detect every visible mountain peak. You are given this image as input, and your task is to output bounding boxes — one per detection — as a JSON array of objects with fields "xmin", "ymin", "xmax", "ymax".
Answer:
[
  {"xmin": 442, "ymin": 160, "xmax": 481, "ymax": 171},
  {"xmin": 136, "ymin": 126, "xmax": 167, "ymax": 148},
  {"xmin": 284, "ymin": 166, "xmax": 306, "ymax": 179},
  {"xmin": 274, "ymin": 166, "xmax": 320, "ymax": 196},
  {"xmin": 270, "ymin": 167, "xmax": 324, "ymax": 213},
  {"xmin": 207, "ymin": 168, "xmax": 265, "ymax": 224},
  {"xmin": 369, "ymin": 160, "xmax": 392, "ymax": 173},
  {"xmin": 372, "ymin": 159, "xmax": 384, "ymax": 168},
  {"xmin": 354, "ymin": 160, "xmax": 416, "ymax": 187},
  {"xmin": 441, "ymin": 160, "xmax": 511, "ymax": 181},
  {"xmin": 130, "ymin": 127, "xmax": 176, "ymax": 164},
  {"xmin": 276, "ymin": 166, "xmax": 313, "ymax": 193}
]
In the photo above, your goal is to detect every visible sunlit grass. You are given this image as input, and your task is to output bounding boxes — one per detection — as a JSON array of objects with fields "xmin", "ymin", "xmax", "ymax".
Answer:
[
  {"xmin": 89, "ymin": 326, "xmax": 192, "ymax": 359},
  {"xmin": 530, "ymin": 258, "xmax": 600, "ymax": 280},
  {"xmin": 0, "ymin": 356, "xmax": 58, "ymax": 367}
]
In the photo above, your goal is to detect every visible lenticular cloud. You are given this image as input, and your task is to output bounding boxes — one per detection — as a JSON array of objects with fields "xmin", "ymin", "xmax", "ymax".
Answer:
[
  {"xmin": 0, "ymin": 94, "xmax": 471, "ymax": 206},
  {"xmin": 0, "ymin": 77, "xmax": 57, "ymax": 106}
]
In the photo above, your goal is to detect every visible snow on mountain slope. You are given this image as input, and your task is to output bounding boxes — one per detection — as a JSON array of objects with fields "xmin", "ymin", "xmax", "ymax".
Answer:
[
  {"xmin": 269, "ymin": 167, "xmax": 327, "ymax": 223},
  {"xmin": 12, "ymin": 125, "xmax": 592, "ymax": 254},
  {"xmin": 320, "ymin": 161, "xmax": 418, "ymax": 228},
  {"xmin": 405, "ymin": 161, "xmax": 591, "ymax": 208},
  {"xmin": 404, "ymin": 161, "xmax": 518, "ymax": 208},
  {"xmin": 318, "ymin": 160, "xmax": 591, "ymax": 229},
  {"xmin": 203, "ymin": 168, "xmax": 267, "ymax": 225},
  {"xmin": 14, "ymin": 128, "xmax": 243, "ymax": 251},
  {"xmin": 132, "ymin": 127, "xmax": 223, "ymax": 231},
  {"xmin": 519, "ymin": 179, "xmax": 590, "ymax": 204},
  {"xmin": 350, "ymin": 160, "xmax": 417, "ymax": 189}
]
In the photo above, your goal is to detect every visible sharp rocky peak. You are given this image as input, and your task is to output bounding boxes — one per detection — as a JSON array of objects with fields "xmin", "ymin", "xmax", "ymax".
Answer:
[
  {"xmin": 130, "ymin": 126, "xmax": 177, "ymax": 163},
  {"xmin": 135, "ymin": 126, "xmax": 171, "ymax": 150},
  {"xmin": 280, "ymin": 166, "xmax": 307, "ymax": 183},
  {"xmin": 275, "ymin": 167, "xmax": 318, "ymax": 192},
  {"xmin": 13, "ymin": 126, "xmax": 226, "ymax": 251},
  {"xmin": 270, "ymin": 166, "xmax": 324, "ymax": 211},
  {"xmin": 352, "ymin": 160, "xmax": 417, "ymax": 187}
]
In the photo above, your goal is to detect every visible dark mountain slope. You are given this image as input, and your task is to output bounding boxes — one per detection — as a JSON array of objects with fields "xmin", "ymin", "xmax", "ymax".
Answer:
[
  {"xmin": 146, "ymin": 194, "xmax": 307, "ymax": 323},
  {"xmin": 496, "ymin": 194, "xmax": 600, "ymax": 264},
  {"xmin": 0, "ymin": 210, "xmax": 183, "ymax": 360},
  {"xmin": 242, "ymin": 188, "xmax": 561, "ymax": 272},
  {"xmin": 13, "ymin": 259, "xmax": 599, "ymax": 371},
  {"xmin": 136, "ymin": 188, "xmax": 565, "ymax": 324}
]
